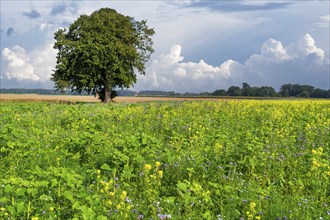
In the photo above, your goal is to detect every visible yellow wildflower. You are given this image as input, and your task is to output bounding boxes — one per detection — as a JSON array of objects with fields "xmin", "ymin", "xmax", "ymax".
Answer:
[
  {"xmin": 120, "ymin": 191, "xmax": 127, "ymax": 200},
  {"xmin": 311, "ymin": 149, "xmax": 317, "ymax": 155},
  {"xmin": 31, "ymin": 217, "xmax": 39, "ymax": 220},
  {"xmin": 109, "ymin": 192, "xmax": 115, "ymax": 197},
  {"xmin": 158, "ymin": 170, "xmax": 163, "ymax": 178},
  {"xmin": 155, "ymin": 161, "xmax": 161, "ymax": 167},
  {"xmin": 250, "ymin": 202, "xmax": 256, "ymax": 210},
  {"xmin": 144, "ymin": 164, "xmax": 152, "ymax": 171}
]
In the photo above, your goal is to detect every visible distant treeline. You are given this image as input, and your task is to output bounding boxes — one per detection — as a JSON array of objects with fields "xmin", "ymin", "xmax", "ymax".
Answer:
[
  {"xmin": 212, "ymin": 83, "xmax": 330, "ymax": 98},
  {"xmin": 0, "ymin": 88, "xmax": 137, "ymax": 97},
  {"xmin": 0, "ymin": 88, "xmax": 63, "ymax": 95},
  {"xmin": 138, "ymin": 83, "xmax": 330, "ymax": 98},
  {"xmin": 1, "ymin": 83, "xmax": 329, "ymax": 98}
]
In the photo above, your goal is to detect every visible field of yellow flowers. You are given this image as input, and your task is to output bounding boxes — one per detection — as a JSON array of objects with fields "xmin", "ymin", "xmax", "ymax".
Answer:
[{"xmin": 0, "ymin": 100, "xmax": 329, "ymax": 219}]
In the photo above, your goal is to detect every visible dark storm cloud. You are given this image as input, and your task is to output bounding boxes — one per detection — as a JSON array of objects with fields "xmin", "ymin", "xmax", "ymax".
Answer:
[
  {"xmin": 6, "ymin": 27, "xmax": 14, "ymax": 36},
  {"xmin": 179, "ymin": 1, "xmax": 293, "ymax": 12},
  {"xmin": 23, "ymin": 9, "xmax": 41, "ymax": 19}
]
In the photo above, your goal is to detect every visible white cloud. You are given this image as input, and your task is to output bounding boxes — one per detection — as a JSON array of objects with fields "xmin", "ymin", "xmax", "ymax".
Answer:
[
  {"xmin": 2, "ymin": 46, "xmax": 39, "ymax": 81},
  {"xmin": 261, "ymin": 39, "xmax": 288, "ymax": 60},
  {"xmin": 135, "ymin": 45, "xmax": 235, "ymax": 92},
  {"xmin": 1, "ymin": 44, "xmax": 56, "ymax": 82},
  {"xmin": 40, "ymin": 22, "xmax": 54, "ymax": 31},
  {"xmin": 219, "ymin": 60, "xmax": 236, "ymax": 77},
  {"xmin": 30, "ymin": 43, "xmax": 57, "ymax": 80},
  {"xmin": 135, "ymin": 33, "xmax": 329, "ymax": 92},
  {"xmin": 286, "ymin": 33, "xmax": 324, "ymax": 60},
  {"xmin": 238, "ymin": 34, "xmax": 328, "ymax": 88},
  {"xmin": 316, "ymin": 14, "xmax": 330, "ymax": 28}
]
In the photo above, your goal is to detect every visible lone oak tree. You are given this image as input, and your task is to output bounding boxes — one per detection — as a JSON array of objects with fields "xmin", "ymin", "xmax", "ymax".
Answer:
[{"xmin": 51, "ymin": 8, "xmax": 154, "ymax": 103}]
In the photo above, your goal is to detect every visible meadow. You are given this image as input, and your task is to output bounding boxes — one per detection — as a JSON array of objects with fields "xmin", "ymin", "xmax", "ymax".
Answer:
[{"xmin": 0, "ymin": 100, "xmax": 329, "ymax": 219}]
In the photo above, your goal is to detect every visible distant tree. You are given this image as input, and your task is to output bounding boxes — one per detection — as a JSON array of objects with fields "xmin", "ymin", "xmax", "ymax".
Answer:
[
  {"xmin": 257, "ymin": 86, "xmax": 277, "ymax": 97},
  {"xmin": 241, "ymin": 83, "xmax": 258, "ymax": 96},
  {"xmin": 242, "ymin": 82, "xmax": 250, "ymax": 89},
  {"xmin": 226, "ymin": 86, "xmax": 241, "ymax": 96},
  {"xmin": 199, "ymin": 92, "xmax": 211, "ymax": 96},
  {"xmin": 213, "ymin": 89, "xmax": 226, "ymax": 96},
  {"xmin": 282, "ymin": 84, "xmax": 314, "ymax": 97},
  {"xmin": 311, "ymin": 88, "xmax": 330, "ymax": 98},
  {"xmin": 299, "ymin": 85, "xmax": 314, "ymax": 97},
  {"xmin": 324, "ymin": 89, "xmax": 330, "ymax": 98},
  {"xmin": 279, "ymin": 84, "xmax": 293, "ymax": 97},
  {"xmin": 311, "ymin": 88, "xmax": 324, "ymax": 98},
  {"xmin": 52, "ymin": 8, "xmax": 155, "ymax": 103}
]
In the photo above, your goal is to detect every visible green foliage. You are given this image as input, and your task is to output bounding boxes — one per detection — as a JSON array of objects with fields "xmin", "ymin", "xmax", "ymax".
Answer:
[
  {"xmin": 0, "ymin": 100, "xmax": 329, "ymax": 219},
  {"xmin": 226, "ymin": 86, "xmax": 242, "ymax": 96},
  {"xmin": 279, "ymin": 83, "xmax": 329, "ymax": 98},
  {"xmin": 52, "ymin": 8, "xmax": 155, "ymax": 102}
]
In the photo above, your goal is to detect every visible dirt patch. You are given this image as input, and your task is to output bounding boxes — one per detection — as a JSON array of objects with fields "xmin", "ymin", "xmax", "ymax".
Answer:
[{"xmin": 0, "ymin": 94, "xmax": 99, "ymax": 103}]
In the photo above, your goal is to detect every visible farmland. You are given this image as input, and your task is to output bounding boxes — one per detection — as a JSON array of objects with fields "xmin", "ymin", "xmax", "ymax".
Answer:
[
  {"xmin": 0, "ymin": 100, "xmax": 329, "ymax": 219},
  {"xmin": 0, "ymin": 94, "xmax": 228, "ymax": 103}
]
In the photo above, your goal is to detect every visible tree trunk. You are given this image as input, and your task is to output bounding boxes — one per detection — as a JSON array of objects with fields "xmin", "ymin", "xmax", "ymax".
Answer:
[{"xmin": 103, "ymin": 83, "xmax": 111, "ymax": 103}]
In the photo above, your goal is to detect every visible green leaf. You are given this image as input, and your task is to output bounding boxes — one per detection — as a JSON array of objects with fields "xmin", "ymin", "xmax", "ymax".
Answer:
[
  {"xmin": 163, "ymin": 196, "xmax": 176, "ymax": 204},
  {"xmin": 81, "ymin": 205, "xmax": 96, "ymax": 220},
  {"xmin": 63, "ymin": 191, "xmax": 74, "ymax": 201},
  {"xmin": 177, "ymin": 181, "xmax": 187, "ymax": 192},
  {"xmin": 4, "ymin": 184, "xmax": 13, "ymax": 193},
  {"xmin": 122, "ymin": 164, "xmax": 136, "ymax": 179},
  {"xmin": 135, "ymin": 154, "xmax": 145, "ymax": 164},
  {"xmin": 35, "ymin": 181, "xmax": 49, "ymax": 187},
  {"xmin": 16, "ymin": 202, "xmax": 25, "ymax": 214},
  {"xmin": 76, "ymin": 192, "xmax": 88, "ymax": 198},
  {"xmin": 51, "ymin": 178, "xmax": 58, "ymax": 187},
  {"xmin": 27, "ymin": 188, "xmax": 38, "ymax": 197},
  {"xmin": 73, "ymin": 201, "xmax": 81, "ymax": 209},
  {"xmin": 16, "ymin": 188, "xmax": 26, "ymax": 196},
  {"xmin": 0, "ymin": 197, "xmax": 8, "ymax": 203},
  {"xmin": 100, "ymin": 163, "xmax": 111, "ymax": 171},
  {"xmin": 208, "ymin": 182, "xmax": 220, "ymax": 189},
  {"xmin": 7, "ymin": 206, "xmax": 15, "ymax": 214},
  {"xmin": 202, "ymin": 210, "xmax": 212, "ymax": 219},
  {"xmin": 39, "ymin": 194, "xmax": 52, "ymax": 201}
]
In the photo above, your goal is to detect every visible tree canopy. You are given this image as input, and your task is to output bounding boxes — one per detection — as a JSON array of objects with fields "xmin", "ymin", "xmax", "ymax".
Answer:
[{"xmin": 51, "ymin": 8, "xmax": 155, "ymax": 102}]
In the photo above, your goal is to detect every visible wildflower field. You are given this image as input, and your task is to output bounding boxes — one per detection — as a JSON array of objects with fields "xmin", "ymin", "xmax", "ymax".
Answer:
[{"xmin": 0, "ymin": 100, "xmax": 329, "ymax": 219}]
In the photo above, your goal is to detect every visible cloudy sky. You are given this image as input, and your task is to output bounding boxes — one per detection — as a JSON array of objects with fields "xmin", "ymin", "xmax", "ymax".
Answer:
[{"xmin": 1, "ymin": 0, "xmax": 329, "ymax": 92}]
